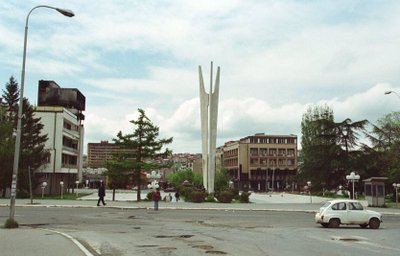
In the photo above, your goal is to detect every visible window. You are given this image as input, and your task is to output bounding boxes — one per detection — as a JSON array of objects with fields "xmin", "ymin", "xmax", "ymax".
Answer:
[
  {"xmin": 349, "ymin": 202, "xmax": 363, "ymax": 210},
  {"xmin": 332, "ymin": 202, "xmax": 346, "ymax": 210}
]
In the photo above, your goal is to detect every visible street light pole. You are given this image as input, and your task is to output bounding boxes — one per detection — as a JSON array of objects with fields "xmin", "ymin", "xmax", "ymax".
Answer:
[{"xmin": 8, "ymin": 5, "xmax": 74, "ymax": 224}]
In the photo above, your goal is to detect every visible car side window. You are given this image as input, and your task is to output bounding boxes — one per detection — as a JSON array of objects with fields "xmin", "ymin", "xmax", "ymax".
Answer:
[
  {"xmin": 332, "ymin": 202, "xmax": 346, "ymax": 210},
  {"xmin": 349, "ymin": 202, "xmax": 363, "ymax": 210}
]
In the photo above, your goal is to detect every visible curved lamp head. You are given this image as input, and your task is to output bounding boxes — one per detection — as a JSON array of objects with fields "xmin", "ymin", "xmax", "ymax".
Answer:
[
  {"xmin": 385, "ymin": 91, "xmax": 393, "ymax": 95},
  {"xmin": 56, "ymin": 8, "xmax": 75, "ymax": 17}
]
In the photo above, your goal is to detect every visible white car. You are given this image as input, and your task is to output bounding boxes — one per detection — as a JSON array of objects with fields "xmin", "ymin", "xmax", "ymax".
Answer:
[{"xmin": 315, "ymin": 199, "xmax": 382, "ymax": 229}]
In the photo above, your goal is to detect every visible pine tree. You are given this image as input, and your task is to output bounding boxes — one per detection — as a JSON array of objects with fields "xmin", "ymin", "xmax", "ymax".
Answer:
[
  {"xmin": 2, "ymin": 76, "xmax": 19, "ymax": 123},
  {"xmin": 0, "ymin": 77, "xmax": 18, "ymax": 197},
  {"xmin": 0, "ymin": 77, "xmax": 49, "ymax": 196},
  {"xmin": 109, "ymin": 108, "xmax": 173, "ymax": 201},
  {"xmin": 18, "ymin": 98, "xmax": 50, "ymax": 193}
]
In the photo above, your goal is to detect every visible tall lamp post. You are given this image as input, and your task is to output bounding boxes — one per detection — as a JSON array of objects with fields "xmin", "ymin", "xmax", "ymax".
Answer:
[
  {"xmin": 393, "ymin": 183, "xmax": 400, "ymax": 206},
  {"xmin": 346, "ymin": 172, "xmax": 360, "ymax": 200},
  {"xmin": 8, "ymin": 5, "xmax": 74, "ymax": 224}
]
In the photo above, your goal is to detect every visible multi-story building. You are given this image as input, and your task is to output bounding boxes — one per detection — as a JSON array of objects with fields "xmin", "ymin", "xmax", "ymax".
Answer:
[
  {"xmin": 222, "ymin": 133, "xmax": 298, "ymax": 191},
  {"xmin": 87, "ymin": 141, "xmax": 122, "ymax": 168},
  {"xmin": 34, "ymin": 80, "xmax": 85, "ymax": 195}
]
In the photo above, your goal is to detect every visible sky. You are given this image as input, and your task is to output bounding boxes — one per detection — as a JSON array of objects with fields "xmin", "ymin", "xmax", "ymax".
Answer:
[{"xmin": 1, "ymin": 0, "xmax": 400, "ymax": 154}]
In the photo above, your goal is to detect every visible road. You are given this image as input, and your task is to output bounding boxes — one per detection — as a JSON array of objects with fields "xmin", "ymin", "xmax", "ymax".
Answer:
[{"xmin": 2, "ymin": 207, "xmax": 400, "ymax": 256}]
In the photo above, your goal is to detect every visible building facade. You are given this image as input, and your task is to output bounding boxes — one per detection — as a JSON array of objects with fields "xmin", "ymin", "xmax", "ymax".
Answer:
[
  {"xmin": 222, "ymin": 133, "xmax": 298, "ymax": 191},
  {"xmin": 34, "ymin": 80, "xmax": 85, "ymax": 195},
  {"xmin": 87, "ymin": 141, "xmax": 122, "ymax": 168},
  {"xmin": 34, "ymin": 106, "xmax": 84, "ymax": 194}
]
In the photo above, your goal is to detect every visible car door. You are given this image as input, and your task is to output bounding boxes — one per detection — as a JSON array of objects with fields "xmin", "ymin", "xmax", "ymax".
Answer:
[{"xmin": 346, "ymin": 202, "xmax": 368, "ymax": 224}]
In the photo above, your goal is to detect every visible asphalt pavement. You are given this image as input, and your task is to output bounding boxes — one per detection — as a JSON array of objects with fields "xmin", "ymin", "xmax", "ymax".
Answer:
[{"xmin": 1, "ymin": 190, "xmax": 399, "ymax": 256}]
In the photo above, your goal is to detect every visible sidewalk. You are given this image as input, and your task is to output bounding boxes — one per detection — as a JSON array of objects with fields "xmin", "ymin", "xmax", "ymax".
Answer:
[
  {"xmin": 1, "ymin": 190, "xmax": 400, "ymax": 214},
  {"xmin": 1, "ymin": 191, "xmax": 400, "ymax": 256}
]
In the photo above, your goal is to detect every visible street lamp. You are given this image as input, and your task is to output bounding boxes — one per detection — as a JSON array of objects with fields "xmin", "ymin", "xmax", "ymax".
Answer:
[
  {"xmin": 346, "ymin": 172, "xmax": 360, "ymax": 200},
  {"xmin": 384, "ymin": 90, "xmax": 400, "ymax": 99},
  {"xmin": 41, "ymin": 181, "xmax": 47, "ymax": 198},
  {"xmin": 60, "ymin": 181, "xmax": 64, "ymax": 199},
  {"xmin": 307, "ymin": 181, "xmax": 312, "ymax": 203},
  {"xmin": 147, "ymin": 171, "xmax": 161, "ymax": 190},
  {"xmin": 75, "ymin": 180, "xmax": 80, "ymax": 197},
  {"xmin": 8, "ymin": 5, "xmax": 74, "ymax": 224},
  {"xmin": 393, "ymin": 183, "xmax": 400, "ymax": 205}
]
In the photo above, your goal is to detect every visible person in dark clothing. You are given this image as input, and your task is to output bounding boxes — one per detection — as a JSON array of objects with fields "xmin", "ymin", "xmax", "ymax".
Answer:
[
  {"xmin": 97, "ymin": 182, "xmax": 106, "ymax": 206},
  {"xmin": 175, "ymin": 190, "xmax": 180, "ymax": 202},
  {"xmin": 152, "ymin": 188, "xmax": 161, "ymax": 210}
]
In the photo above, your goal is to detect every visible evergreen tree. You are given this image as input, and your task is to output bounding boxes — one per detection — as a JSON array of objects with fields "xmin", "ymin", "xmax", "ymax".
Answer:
[
  {"xmin": 300, "ymin": 105, "xmax": 337, "ymax": 191},
  {"xmin": 0, "ymin": 77, "xmax": 49, "ymax": 196},
  {"xmin": 2, "ymin": 76, "xmax": 19, "ymax": 123},
  {"xmin": 109, "ymin": 108, "xmax": 173, "ymax": 201},
  {"xmin": 300, "ymin": 104, "xmax": 368, "ymax": 194},
  {"xmin": 0, "ymin": 77, "xmax": 18, "ymax": 197},
  {"xmin": 0, "ymin": 100, "xmax": 14, "ymax": 197},
  {"xmin": 18, "ymin": 98, "xmax": 50, "ymax": 193}
]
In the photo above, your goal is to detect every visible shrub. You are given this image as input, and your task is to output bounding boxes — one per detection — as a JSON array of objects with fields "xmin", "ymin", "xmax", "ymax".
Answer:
[
  {"xmin": 238, "ymin": 191, "xmax": 251, "ymax": 203},
  {"xmin": 146, "ymin": 191, "xmax": 154, "ymax": 201},
  {"xmin": 180, "ymin": 187, "xmax": 194, "ymax": 201},
  {"xmin": 205, "ymin": 193, "xmax": 216, "ymax": 202},
  {"xmin": 190, "ymin": 191, "xmax": 206, "ymax": 203},
  {"xmin": 17, "ymin": 189, "xmax": 30, "ymax": 199},
  {"xmin": 216, "ymin": 190, "xmax": 234, "ymax": 203}
]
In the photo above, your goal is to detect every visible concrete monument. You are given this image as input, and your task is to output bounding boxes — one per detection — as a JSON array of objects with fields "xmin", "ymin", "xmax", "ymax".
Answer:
[{"xmin": 199, "ymin": 62, "xmax": 220, "ymax": 193}]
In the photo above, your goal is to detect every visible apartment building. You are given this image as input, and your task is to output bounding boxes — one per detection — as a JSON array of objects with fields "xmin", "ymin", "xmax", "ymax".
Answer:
[
  {"xmin": 87, "ymin": 141, "xmax": 129, "ymax": 168},
  {"xmin": 223, "ymin": 133, "xmax": 298, "ymax": 191},
  {"xmin": 34, "ymin": 80, "xmax": 85, "ymax": 195}
]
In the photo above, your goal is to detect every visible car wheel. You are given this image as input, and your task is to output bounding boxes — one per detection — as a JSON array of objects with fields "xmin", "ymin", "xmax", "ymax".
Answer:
[
  {"xmin": 359, "ymin": 224, "xmax": 368, "ymax": 228},
  {"xmin": 369, "ymin": 218, "xmax": 380, "ymax": 229},
  {"xmin": 329, "ymin": 218, "xmax": 340, "ymax": 228},
  {"xmin": 321, "ymin": 223, "xmax": 329, "ymax": 228}
]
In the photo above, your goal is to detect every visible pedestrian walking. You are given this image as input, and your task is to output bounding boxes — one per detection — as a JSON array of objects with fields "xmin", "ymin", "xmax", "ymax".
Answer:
[
  {"xmin": 97, "ymin": 181, "xmax": 106, "ymax": 206},
  {"xmin": 152, "ymin": 188, "xmax": 161, "ymax": 210},
  {"xmin": 175, "ymin": 190, "xmax": 180, "ymax": 202}
]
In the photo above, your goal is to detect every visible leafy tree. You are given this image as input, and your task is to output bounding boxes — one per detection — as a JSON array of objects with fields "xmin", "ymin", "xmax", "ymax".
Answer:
[
  {"xmin": 366, "ymin": 112, "xmax": 400, "ymax": 182},
  {"xmin": 214, "ymin": 168, "xmax": 231, "ymax": 192},
  {"xmin": 166, "ymin": 168, "xmax": 203, "ymax": 188},
  {"xmin": 111, "ymin": 108, "xmax": 173, "ymax": 201}
]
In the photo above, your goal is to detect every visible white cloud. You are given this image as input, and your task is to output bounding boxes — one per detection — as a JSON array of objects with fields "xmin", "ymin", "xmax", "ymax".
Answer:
[{"xmin": 3, "ymin": 1, "xmax": 400, "ymax": 153}]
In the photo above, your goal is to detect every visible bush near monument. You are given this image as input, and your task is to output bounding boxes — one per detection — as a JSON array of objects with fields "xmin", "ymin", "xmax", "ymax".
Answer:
[{"xmin": 216, "ymin": 190, "xmax": 235, "ymax": 203}]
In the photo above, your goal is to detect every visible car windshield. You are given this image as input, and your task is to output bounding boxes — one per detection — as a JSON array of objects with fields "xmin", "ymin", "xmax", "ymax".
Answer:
[{"xmin": 321, "ymin": 202, "xmax": 331, "ymax": 208}]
